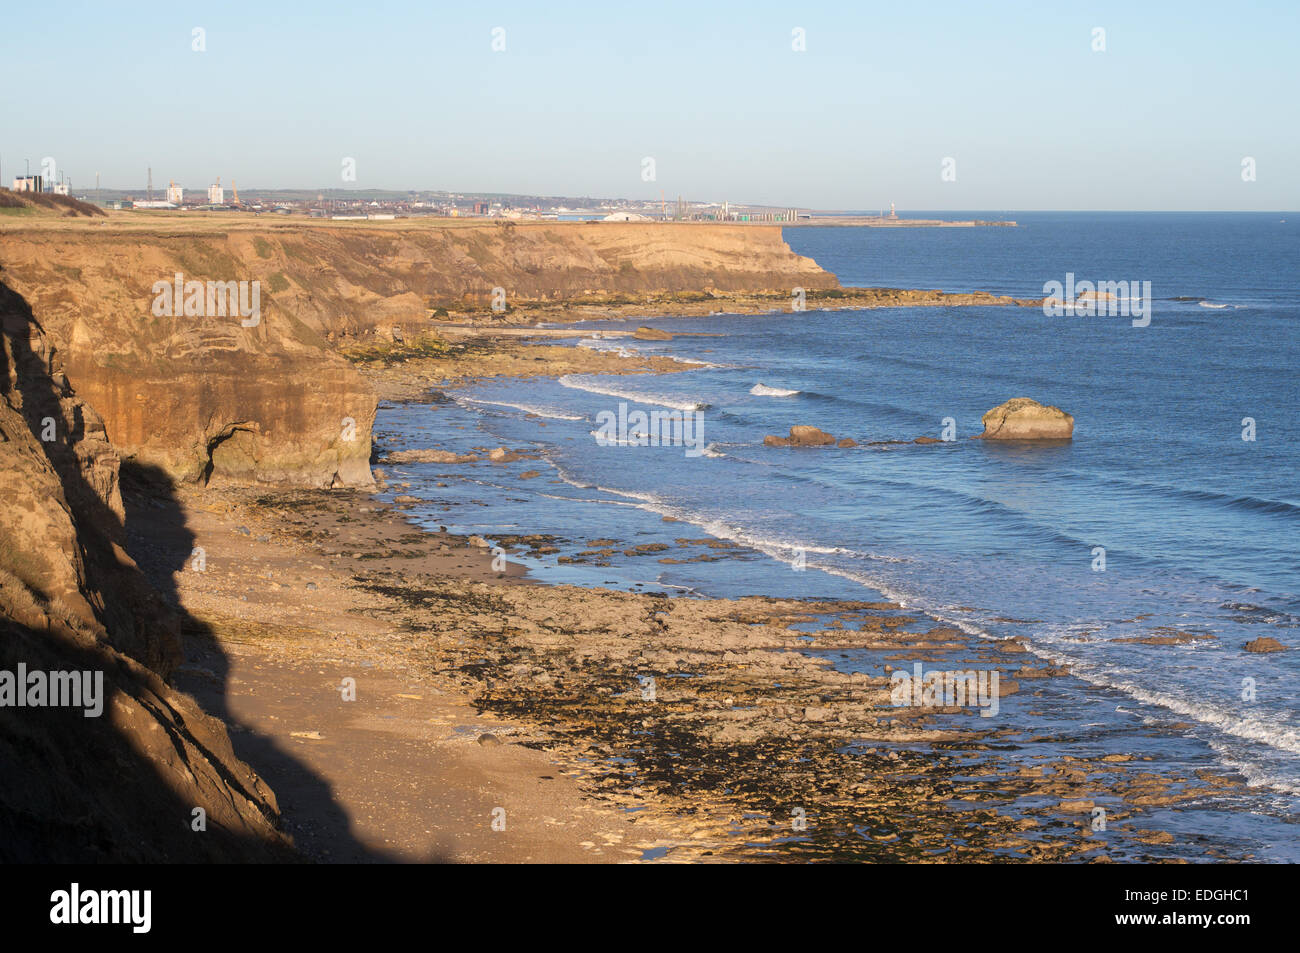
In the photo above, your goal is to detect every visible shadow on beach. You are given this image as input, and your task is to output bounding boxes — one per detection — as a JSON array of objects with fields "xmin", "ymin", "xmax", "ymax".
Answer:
[{"xmin": 0, "ymin": 276, "xmax": 419, "ymax": 862}]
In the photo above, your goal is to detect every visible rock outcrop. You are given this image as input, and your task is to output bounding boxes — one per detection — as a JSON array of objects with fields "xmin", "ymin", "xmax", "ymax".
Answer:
[
  {"xmin": 764, "ymin": 425, "xmax": 837, "ymax": 447},
  {"xmin": 632, "ymin": 326, "xmax": 674, "ymax": 341},
  {"xmin": 383, "ymin": 448, "xmax": 477, "ymax": 464},
  {"xmin": 0, "ymin": 285, "xmax": 295, "ymax": 861},
  {"xmin": 0, "ymin": 282, "xmax": 178, "ymax": 673},
  {"xmin": 0, "ymin": 220, "xmax": 833, "ymax": 485},
  {"xmin": 0, "ymin": 220, "xmax": 835, "ymax": 337},
  {"xmin": 976, "ymin": 398, "xmax": 1074, "ymax": 441},
  {"xmin": 0, "ymin": 232, "xmax": 377, "ymax": 487},
  {"xmin": 1244, "ymin": 637, "xmax": 1285, "ymax": 653}
]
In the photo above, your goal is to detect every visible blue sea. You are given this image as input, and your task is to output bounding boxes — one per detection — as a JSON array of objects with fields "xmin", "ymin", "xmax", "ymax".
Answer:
[{"xmin": 376, "ymin": 212, "xmax": 1300, "ymax": 860}]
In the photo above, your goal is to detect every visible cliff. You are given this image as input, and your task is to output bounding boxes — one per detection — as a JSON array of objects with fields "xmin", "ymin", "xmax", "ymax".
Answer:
[
  {"xmin": 0, "ymin": 282, "xmax": 294, "ymax": 861},
  {"xmin": 0, "ymin": 217, "xmax": 833, "ymax": 485}
]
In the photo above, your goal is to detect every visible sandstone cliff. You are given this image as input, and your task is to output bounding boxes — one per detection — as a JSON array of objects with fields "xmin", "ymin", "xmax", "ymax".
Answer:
[
  {"xmin": 0, "ymin": 229, "xmax": 378, "ymax": 487},
  {"xmin": 0, "ymin": 218, "xmax": 832, "ymax": 486},
  {"xmin": 2, "ymin": 220, "xmax": 835, "ymax": 334},
  {"xmin": 0, "ymin": 284, "xmax": 295, "ymax": 860}
]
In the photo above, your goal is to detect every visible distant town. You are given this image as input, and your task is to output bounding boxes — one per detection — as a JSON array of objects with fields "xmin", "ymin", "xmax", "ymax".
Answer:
[
  {"xmin": 7, "ymin": 170, "xmax": 812, "ymax": 223},
  {"xmin": 6, "ymin": 166, "xmax": 1018, "ymax": 227}
]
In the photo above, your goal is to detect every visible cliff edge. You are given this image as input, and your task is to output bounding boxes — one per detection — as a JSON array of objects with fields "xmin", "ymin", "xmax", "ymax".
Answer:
[
  {"xmin": 0, "ymin": 281, "xmax": 295, "ymax": 861},
  {"xmin": 0, "ymin": 218, "xmax": 831, "ymax": 486}
]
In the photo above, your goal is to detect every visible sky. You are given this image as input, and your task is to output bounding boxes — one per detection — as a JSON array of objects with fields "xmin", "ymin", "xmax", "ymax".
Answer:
[{"xmin": 2, "ymin": 0, "xmax": 1297, "ymax": 210}]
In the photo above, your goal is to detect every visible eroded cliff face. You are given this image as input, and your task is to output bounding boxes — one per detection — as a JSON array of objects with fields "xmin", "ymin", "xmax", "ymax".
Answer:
[
  {"xmin": 0, "ymin": 220, "xmax": 831, "ymax": 486},
  {"xmin": 0, "ymin": 285, "xmax": 294, "ymax": 860},
  {"xmin": 0, "ymin": 282, "xmax": 177, "ymax": 672},
  {"xmin": 211, "ymin": 221, "xmax": 836, "ymax": 334},
  {"xmin": 0, "ymin": 232, "xmax": 377, "ymax": 487}
]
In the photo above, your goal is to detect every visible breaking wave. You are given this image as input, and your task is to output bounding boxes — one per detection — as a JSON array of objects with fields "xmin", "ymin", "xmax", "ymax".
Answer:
[{"xmin": 558, "ymin": 375, "xmax": 710, "ymax": 412}]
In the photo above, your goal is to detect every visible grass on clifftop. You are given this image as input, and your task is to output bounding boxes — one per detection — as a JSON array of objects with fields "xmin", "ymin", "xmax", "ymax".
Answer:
[{"xmin": 0, "ymin": 188, "xmax": 104, "ymax": 217}]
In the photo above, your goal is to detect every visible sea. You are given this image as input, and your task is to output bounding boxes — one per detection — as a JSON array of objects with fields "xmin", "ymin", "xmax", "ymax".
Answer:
[{"xmin": 376, "ymin": 212, "xmax": 1299, "ymax": 860}]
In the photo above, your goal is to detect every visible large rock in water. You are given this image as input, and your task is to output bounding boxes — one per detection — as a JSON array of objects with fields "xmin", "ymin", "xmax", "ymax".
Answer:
[
  {"xmin": 764, "ymin": 425, "xmax": 837, "ymax": 447},
  {"xmin": 977, "ymin": 398, "xmax": 1074, "ymax": 440},
  {"xmin": 0, "ymin": 286, "xmax": 295, "ymax": 861},
  {"xmin": 1244, "ymin": 637, "xmax": 1285, "ymax": 654}
]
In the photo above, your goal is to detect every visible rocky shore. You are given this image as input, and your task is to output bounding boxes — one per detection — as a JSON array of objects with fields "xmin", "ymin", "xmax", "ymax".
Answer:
[
  {"xmin": 136, "ymin": 475, "xmax": 1237, "ymax": 862},
  {"xmin": 0, "ymin": 208, "xmax": 1229, "ymax": 862}
]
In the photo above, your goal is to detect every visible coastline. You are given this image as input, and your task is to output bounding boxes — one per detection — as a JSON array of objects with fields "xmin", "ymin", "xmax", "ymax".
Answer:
[
  {"xmin": 2, "ymin": 207, "xmax": 1282, "ymax": 864},
  {"xmin": 143, "ymin": 329, "xmax": 1248, "ymax": 862}
]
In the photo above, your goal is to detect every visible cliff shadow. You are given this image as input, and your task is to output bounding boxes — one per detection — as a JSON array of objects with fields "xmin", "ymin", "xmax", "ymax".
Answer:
[
  {"xmin": 120, "ymin": 462, "xmax": 424, "ymax": 862},
  {"xmin": 0, "ymin": 280, "xmax": 296, "ymax": 861},
  {"xmin": 0, "ymin": 276, "xmax": 400, "ymax": 862}
]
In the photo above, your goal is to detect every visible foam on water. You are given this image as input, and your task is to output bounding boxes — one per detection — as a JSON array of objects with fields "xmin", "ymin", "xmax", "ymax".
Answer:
[
  {"xmin": 558, "ymin": 374, "xmax": 710, "ymax": 411},
  {"xmin": 456, "ymin": 397, "xmax": 586, "ymax": 420}
]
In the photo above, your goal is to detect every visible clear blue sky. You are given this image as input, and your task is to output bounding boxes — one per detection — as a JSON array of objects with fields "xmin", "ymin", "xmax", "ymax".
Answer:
[{"xmin": 3, "ymin": 0, "xmax": 1296, "ymax": 209}]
